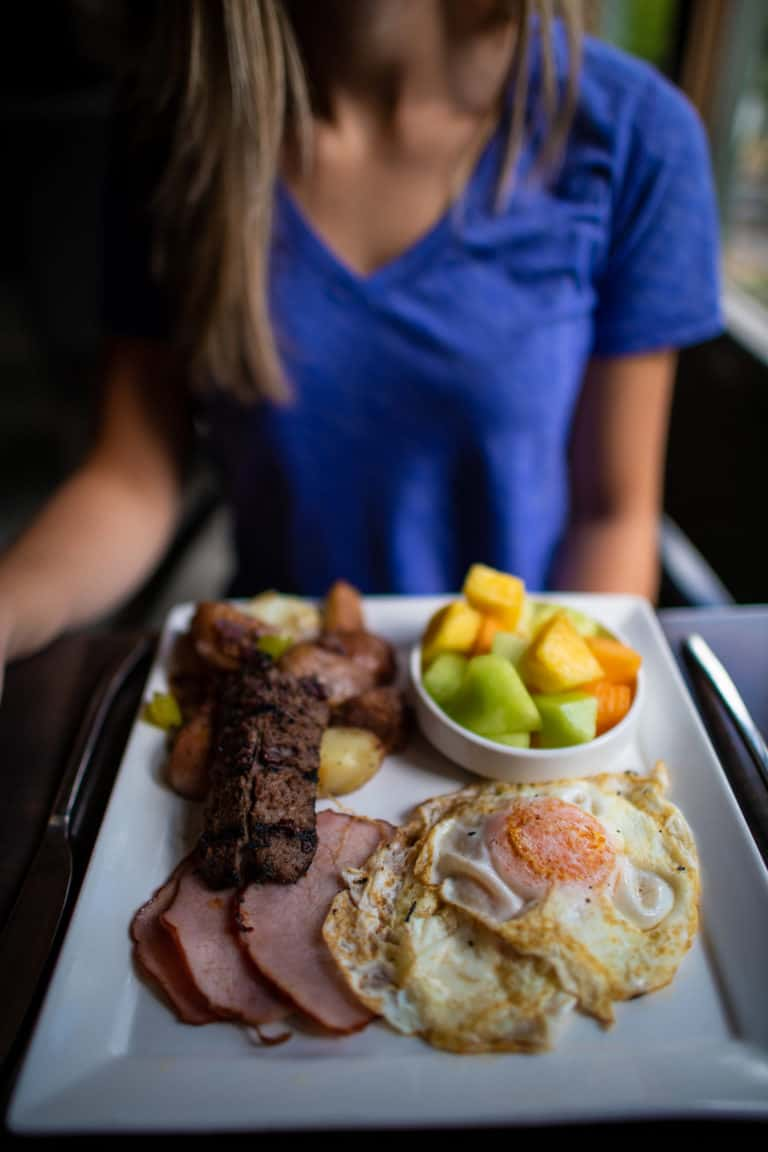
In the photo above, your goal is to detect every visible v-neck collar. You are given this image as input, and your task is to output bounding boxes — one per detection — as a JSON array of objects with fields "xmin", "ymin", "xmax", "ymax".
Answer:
[
  {"xmin": 273, "ymin": 20, "xmax": 556, "ymax": 295},
  {"xmin": 275, "ymin": 179, "xmax": 456, "ymax": 294},
  {"xmin": 275, "ymin": 119, "xmax": 505, "ymax": 296}
]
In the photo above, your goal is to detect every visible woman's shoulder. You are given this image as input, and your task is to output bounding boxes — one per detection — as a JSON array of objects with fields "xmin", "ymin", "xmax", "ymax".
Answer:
[
  {"xmin": 575, "ymin": 35, "xmax": 706, "ymax": 167},
  {"xmin": 571, "ymin": 38, "xmax": 722, "ymax": 357}
]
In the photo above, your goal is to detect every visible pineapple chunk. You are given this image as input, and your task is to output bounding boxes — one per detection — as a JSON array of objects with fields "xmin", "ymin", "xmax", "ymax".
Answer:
[
  {"xmin": 520, "ymin": 612, "xmax": 605, "ymax": 694},
  {"xmin": 462, "ymin": 564, "xmax": 525, "ymax": 630},
  {"xmin": 421, "ymin": 601, "xmax": 482, "ymax": 668}
]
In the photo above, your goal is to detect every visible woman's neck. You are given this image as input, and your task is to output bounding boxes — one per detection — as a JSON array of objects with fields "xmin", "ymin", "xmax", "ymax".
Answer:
[{"xmin": 279, "ymin": 0, "xmax": 519, "ymax": 277}]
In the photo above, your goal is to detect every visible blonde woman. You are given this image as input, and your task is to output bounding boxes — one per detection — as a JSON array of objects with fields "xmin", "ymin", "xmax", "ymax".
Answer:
[{"xmin": 0, "ymin": 0, "xmax": 720, "ymax": 686}]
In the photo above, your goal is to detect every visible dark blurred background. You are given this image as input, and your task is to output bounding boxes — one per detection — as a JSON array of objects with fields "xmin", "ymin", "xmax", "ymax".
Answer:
[{"xmin": 1, "ymin": 0, "xmax": 767, "ymax": 622}]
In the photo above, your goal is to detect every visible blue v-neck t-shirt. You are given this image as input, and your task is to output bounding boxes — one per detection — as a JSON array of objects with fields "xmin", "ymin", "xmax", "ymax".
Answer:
[{"xmin": 105, "ymin": 36, "xmax": 723, "ymax": 596}]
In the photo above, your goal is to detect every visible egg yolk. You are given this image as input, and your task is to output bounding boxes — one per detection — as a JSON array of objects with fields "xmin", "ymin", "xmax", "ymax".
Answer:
[{"xmin": 486, "ymin": 797, "xmax": 616, "ymax": 901}]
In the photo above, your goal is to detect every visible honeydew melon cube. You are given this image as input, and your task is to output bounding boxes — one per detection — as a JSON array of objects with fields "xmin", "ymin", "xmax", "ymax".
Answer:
[
  {"xmin": 448, "ymin": 654, "xmax": 541, "ymax": 737},
  {"xmin": 494, "ymin": 732, "xmax": 531, "ymax": 748},
  {"xmin": 490, "ymin": 631, "xmax": 528, "ymax": 667},
  {"xmin": 532, "ymin": 691, "xmax": 598, "ymax": 748},
  {"xmin": 423, "ymin": 652, "xmax": 468, "ymax": 710}
]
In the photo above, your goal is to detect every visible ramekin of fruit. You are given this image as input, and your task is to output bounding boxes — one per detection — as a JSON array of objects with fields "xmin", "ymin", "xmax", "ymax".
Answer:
[{"xmin": 409, "ymin": 564, "xmax": 645, "ymax": 782}]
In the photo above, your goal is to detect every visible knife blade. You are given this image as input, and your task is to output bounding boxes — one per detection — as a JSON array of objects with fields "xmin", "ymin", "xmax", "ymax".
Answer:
[
  {"xmin": 0, "ymin": 635, "xmax": 154, "ymax": 1069},
  {"xmin": 683, "ymin": 632, "xmax": 768, "ymax": 793}
]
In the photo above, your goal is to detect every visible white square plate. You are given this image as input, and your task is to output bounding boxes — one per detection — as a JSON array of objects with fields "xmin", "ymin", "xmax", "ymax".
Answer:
[{"xmin": 8, "ymin": 595, "xmax": 768, "ymax": 1131}]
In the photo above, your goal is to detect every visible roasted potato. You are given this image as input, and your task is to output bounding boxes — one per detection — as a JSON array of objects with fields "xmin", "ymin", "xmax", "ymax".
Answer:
[
  {"xmin": 166, "ymin": 709, "xmax": 213, "ymax": 801},
  {"xmin": 322, "ymin": 580, "xmax": 365, "ymax": 632},
  {"xmin": 318, "ymin": 726, "xmax": 386, "ymax": 796},
  {"xmin": 244, "ymin": 591, "xmax": 321, "ymax": 641}
]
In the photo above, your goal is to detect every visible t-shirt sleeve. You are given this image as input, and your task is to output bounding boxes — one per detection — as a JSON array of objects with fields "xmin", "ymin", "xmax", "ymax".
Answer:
[
  {"xmin": 101, "ymin": 114, "xmax": 170, "ymax": 342},
  {"xmin": 592, "ymin": 72, "xmax": 723, "ymax": 357}
]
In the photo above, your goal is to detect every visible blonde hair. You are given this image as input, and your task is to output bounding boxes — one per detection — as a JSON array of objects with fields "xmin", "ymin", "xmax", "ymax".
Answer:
[{"xmin": 139, "ymin": 0, "xmax": 582, "ymax": 403}]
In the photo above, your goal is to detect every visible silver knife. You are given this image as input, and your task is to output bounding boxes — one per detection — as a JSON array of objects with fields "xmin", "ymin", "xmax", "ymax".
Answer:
[
  {"xmin": 683, "ymin": 633, "xmax": 768, "ymax": 793},
  {"xmin": 0, "ymin": 635, "xmax": 154, "ymax": 1068}
]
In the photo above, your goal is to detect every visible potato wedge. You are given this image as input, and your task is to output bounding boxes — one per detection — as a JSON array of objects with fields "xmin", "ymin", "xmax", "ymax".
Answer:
[
  {"xmin": 167, "ymin": 711, "xmax": 212, "ymax": 801},
  {"xmin": 243, "ymin": 591, "xmax": 321, "ymax": 642},
  {"xmin": 322, "ymin": 579, "xmax": 365, "ymax": 632},
  {"xmin": 318, "ymin": 726, "xmax": 386, "ymax": 796}
]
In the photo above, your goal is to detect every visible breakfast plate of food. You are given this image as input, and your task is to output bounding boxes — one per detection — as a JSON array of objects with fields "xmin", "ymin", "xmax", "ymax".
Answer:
[{"xmin": 8, "ymin": 571, "xmax": 768, "ymax": 1131}]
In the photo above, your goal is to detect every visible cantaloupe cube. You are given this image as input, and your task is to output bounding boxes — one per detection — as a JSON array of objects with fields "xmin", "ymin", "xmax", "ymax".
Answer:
[
  {"xmin": 583, "ymin": 679, "xmax": 634, "ymax": 735},
  {"xmin": 472, "ymin": 614, "xmax": 503, "ymax": 654},
  {"xmin": 585, "ymin": 636, "xmax": 642, "ymax": 685},
  {"xmin": 421, "ymin": 601, "xmax": 482, "ymax": 667},
  {"xmin": 520, "ymin": 612, "xmax": 605, "ymax": 694},
  {"xmin": 462, "ymin": 564, "xmax": 525, "ymax": 631}
]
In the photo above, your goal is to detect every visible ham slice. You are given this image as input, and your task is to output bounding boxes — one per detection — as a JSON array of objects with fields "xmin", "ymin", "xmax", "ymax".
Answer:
[
  {"xmin": 237, "ymin": 809, "xmax": 391, "ymax": 1034},
  {"xmin": 130, "ymin": 859, "xmax": 217, "ymax": 1025},
  {"xmin": 161, "ymin": 859, "xmax": 290, "ymax": 1027}
]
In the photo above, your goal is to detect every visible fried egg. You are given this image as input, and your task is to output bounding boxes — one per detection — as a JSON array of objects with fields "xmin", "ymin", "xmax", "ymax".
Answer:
[
  {"xmin": 322, "ymin": 818, "xmax": 575, "ymax": 1052},
  {"xmin": 323, "ymin": 763, "xmax": 699, "ymax": 1052}
]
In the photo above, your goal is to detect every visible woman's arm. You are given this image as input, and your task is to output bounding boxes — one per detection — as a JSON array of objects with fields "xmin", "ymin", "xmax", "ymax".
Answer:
[
  {"xmin": 0, "ymin": 339, "xmax": 189, "ymax": 678},
  {"xmin": 552, "ymin": 350, "xmax": 676, "ymax": 601}
]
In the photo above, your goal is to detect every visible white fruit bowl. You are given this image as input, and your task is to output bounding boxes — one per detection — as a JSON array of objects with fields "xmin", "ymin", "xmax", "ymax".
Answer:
[{"xmin": 409, "ymin": 643, "xmax": 645, "ymax": 784}]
